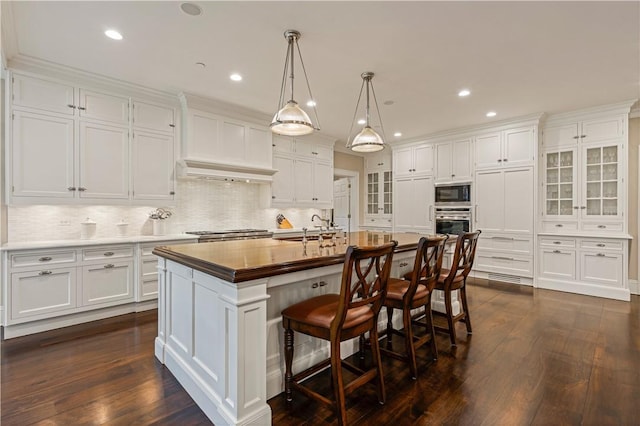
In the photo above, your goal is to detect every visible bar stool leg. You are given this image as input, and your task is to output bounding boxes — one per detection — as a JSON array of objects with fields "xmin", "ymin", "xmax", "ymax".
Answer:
[
  {"xmin": 330, "ymin": 340, "xmax": 347, "ymax": 426},
  {"xmin": 444, "ymin": 290, "xmax": 457, "ymax": 346},
  {"xmin": 403, "ymin": 306, "xmax": 418, "ymax": 379},
  {"xmin": 368, "ymin": 325, "xmax": 386, "ymax": 405},
  {"xmin": 284, "ymin": 324, "xmax": 294, "ymax": 402},
  {"xmin": 424, "ymin": 304, "xmax": 438, "ymax": 360},
  {"xmin": 385, "ymin": 306, "xmax": 394, "ymax": 350}
]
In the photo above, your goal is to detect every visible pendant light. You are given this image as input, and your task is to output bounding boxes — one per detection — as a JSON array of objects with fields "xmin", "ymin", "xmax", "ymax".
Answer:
[
  {"xmin": 347, "ymin": 72, "xmax": 385, "ymax": 153},
  {"xmin": 271, "ymin": 30, "xmax": 320, "ymax": 136}
]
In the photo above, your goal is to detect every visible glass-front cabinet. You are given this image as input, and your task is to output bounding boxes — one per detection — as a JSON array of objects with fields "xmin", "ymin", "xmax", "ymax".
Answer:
[
  {"xmin": 583, "ymin": 144, "xmax": 621, "ymax": 219},
  {"xmin": 367, "ymin": 171, "xmax": 392, "ymax": 216},
  {"xmin": 545, "ymin": 149, "xmax": 577, "ymax": 218}
]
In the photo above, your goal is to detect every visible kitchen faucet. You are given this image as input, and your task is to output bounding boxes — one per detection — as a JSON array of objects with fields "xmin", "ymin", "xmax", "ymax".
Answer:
[{"xmin": 311, "ymin": 214, "xmax": 330, "ymax": 229}]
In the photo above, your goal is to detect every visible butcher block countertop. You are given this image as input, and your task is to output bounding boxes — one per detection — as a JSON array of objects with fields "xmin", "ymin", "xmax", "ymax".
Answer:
[{"xmin": 153, "ymin": 231, "xmax": 435, "ymax": 283}]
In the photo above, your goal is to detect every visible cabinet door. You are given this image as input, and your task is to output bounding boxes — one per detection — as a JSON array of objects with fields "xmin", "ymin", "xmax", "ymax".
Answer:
[
  {"xmin": 12, "ymin": 74, "xmax": 75, "ymax": 115},
  {"xmin": 581, "ymin": 144, "xmax": 621, "ymax": 220},
  {"xmin": 10, "ymin": 267, "xmax": 77, "ymax": 321},
  {"xmin": 366, "ymin": 172, "xmax": 380, "ymax": 215},
  {"xmin": 313, "ymin": 161, "xmax": 333, "ymax": 207},
  {"xmin": 580, "ymin": 117, "xmax": 624, "ymax": 144},
  {"xmin": 543, "ymin": 123, "xmax": 579, "ymax": 148},
  {"xmin": 78, "ymin": 89, "xmax": 129, "ymax": 125},
  {"xmin": 246, "ymin": 126, "xmax": 273, "ymax": 169},
  {"xmin": 539, "ymin": 249, "xmax": 576, "ymax": 280},
  {"xmin": 580, "ymin": 251, "xmax": 622, "ymax": 287},
  {"xmin": 393, "ymin": 147, "xmax": 414, "ymax": 177},
  {"xmin": 140, "ymin": 256, "xmax": 159, "ymax": 301},
  {"xmin": 187, "ymin": 111, "xmax": 220, "ymax": 160},
  {"xmin": 132, "ymin": 131, "xmax": 174, "ymax": 200},
  {"xmin": 434, "ymin": 142, "xmax": 452, "ymax": 182},
  {"xmin": 272, "ymin": 155, "xmax": 295, "ymax": 205},
  {"xmin": 474, "ymin": 132, "xmax": 502, "ymax": 169},
  {"xmin": 81, "ymin": 261, "xmax": 134, "ymax": 306},
  {"xmin": 413, "ymin": 175, "xmax": 434, "ymax": 231},
  {"xmin": 78, "ymin": 122, "xmax": 129, "ymax": 199},
  {"xmin": 366, "ymin": 151, "xmax": 391, "ymax": 171},
  {"xmin": 11, "ymin": 111, "xmax": 75, "ymax": 198},
  {"xmin": 393, "ymin": 178, "xmax": 415, "ymax": 229},
  {"xmin": 475, "ymin": 170, "xmax": 503, "ymax": 233},
  {"xmin": 503, "ymin": 127, "xmax": 534, "ymax": 167},
  {"xmin": 544, "ymin": 148, "xmax": 578, "ymax": 219},
  {"xmin": 294, "ymin": 158, "xmax": 314, "ymax": 205},
  {"xmin": 451, "ymin": 139, "xmax": 473, "ymax": 181},
  {"xmin": 220, "ymin": 121, "xmax": 246, "ymax": 163},
  {"xmin": 381, "ymin": 171, "xmax": 393, "ymax": 215},
  {"xmin": 503, "ymin": 168, "xmax": 534, "ymax": 233},
  {"xmin": 132, "ymin": 101, "xmax": 175, "ymax": 132},
  {"xmin": 272, "ymin": 135, "xmax": 294, "ymax": 153},
  {"xmin": 413, "ymin": 144, "xmax": 434, "ymax": 175}
]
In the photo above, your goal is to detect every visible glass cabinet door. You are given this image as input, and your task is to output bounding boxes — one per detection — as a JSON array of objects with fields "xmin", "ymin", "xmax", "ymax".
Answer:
[
  {"xmin": 582, "ymin": 144, "xmax": 620, "ymax": 218},
  {"xmin": 383, "ymin": 171, "xmax": 393, "ymax": 215},
  {"xmin": 367, "ymin": 172, "xmax": 379, "ymax": 214},
  {"xmin": 545, "ymin": 149, "xmax": 577, "ymax": 218}
]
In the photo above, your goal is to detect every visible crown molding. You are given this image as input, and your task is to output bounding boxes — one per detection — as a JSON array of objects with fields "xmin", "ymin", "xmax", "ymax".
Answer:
[
  {"xmin": 1, "ymin": 1, "xmax": 18, "ymax": 67},
  {"xmin": 544, "ymin": 99, "xmax": 638, "ymax": 124}
]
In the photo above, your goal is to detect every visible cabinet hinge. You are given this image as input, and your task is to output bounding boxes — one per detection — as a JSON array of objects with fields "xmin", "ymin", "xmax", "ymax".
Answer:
[{"xmin": 12, "ymin": 185, "xmax": 15, "ymax": 193}]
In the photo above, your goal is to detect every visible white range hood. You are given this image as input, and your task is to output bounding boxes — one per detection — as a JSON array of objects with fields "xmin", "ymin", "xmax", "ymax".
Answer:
[{"xmin": 177, "ymin": 158, "xmax": 276, "ymax": 183}]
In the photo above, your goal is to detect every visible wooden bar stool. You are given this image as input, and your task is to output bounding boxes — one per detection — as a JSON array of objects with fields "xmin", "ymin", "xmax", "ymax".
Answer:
[
  {"xmin": 380, "ymin": 235, "xmax": 448, "ymax": 379},
  {"xmin": 433, "ymin": 230, "xmax": 481, "ymax": 346},
  {"xmin": 281, "ymin": 241, "xmax": 397, "ymax": 426}
]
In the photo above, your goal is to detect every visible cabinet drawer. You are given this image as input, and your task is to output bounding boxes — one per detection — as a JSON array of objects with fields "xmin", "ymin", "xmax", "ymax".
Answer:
[
  {"xmin": 10, "ymin": 267, "xmax": 77, "ymax": 321},
  {"xmin": 541, "ymin": 221, "xmax": 578, "ymax": 232},
  {"xmin": 579, "ymin": 252, "xmax": 623, "ymax": 287},
  {"xmin": 475, "ymin": 253, "xmax": 533, "ymax": 278},
  {"xmin": 580, "ymin": 240, "xmax": 623, "ymax": 251},
  {"xmin": 81, "ymin": 261, "xmax": 134, "ymax": 306},
  {"xmin": 83, "ymin": 246, "xmax": 133, "ymax": 261},
  {"xmin": 581, "ymin": 222, "xmax": 624, "ymax": 233},
  {"xmin": 539, "ymin": 249, "xmax": 576, "ymax": 280},
  {"xmin": 478, "ymin": 235, "xmax": 533, "ymax": 255},
  {"xmin": 539, "ymin": 237, "xmax": 576, "ymax": 248},
  {"xmin": 11, "ymin": 250, "xmax": 77, "ymax": 268}
]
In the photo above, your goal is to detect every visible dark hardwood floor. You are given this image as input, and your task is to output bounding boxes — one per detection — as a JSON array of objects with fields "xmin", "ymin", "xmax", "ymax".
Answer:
[{"xmin": 2, "ymin": 279, "xmax": 639, "ymax": 425}]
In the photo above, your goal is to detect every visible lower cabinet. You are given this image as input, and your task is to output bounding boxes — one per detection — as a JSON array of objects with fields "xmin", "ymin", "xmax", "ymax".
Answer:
[
  {"xmin": 473, "ymin": 232, "xmax": 534, "ymax": 282},
  {"xmin": 537, "ymin": 235, "xmax": 629, "ymax": 300},
  {"xmin": 10, "ymin": 267, "xmax": 77, "ymax": 320},
  {"xmin": 82, "ymin": 260, "xmax": 133, "ymax": 306}
]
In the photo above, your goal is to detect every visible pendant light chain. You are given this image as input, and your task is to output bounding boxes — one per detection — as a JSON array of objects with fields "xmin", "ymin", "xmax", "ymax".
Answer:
[
  {"xmin": 289, "ymin": 35, "xmax": 295, "ymax": 101},
  {"xmin": 295, "ymin": 38, "xmax": 321, "ymax": 130},
  {"xmin": 275, "ymin": 42, "xmax": 291, "ymax": 122},
  {"xmin": 346, "ymin": 79, "xmax": 366, "ymax": 148},
  {"xmin": 369, "ymin": 81, "xmax": 387, "ymax": 141}
]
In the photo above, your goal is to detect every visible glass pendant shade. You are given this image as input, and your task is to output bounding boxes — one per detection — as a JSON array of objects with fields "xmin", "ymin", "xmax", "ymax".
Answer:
[
  {"xmin": 270, "ymin": 100, "xmax": 314, "ymax": 136},
  {"xmin": 350, "ymin": 126, "xmax": 385, "ymax": 152}
]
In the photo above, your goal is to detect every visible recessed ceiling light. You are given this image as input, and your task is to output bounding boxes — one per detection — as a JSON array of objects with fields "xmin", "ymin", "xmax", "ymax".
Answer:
[
  {"xmin": 180, "ymin": 2, "xmax": 202, "ymax": 16},
  {"xmin": 230, "ymin": 73, "xmax": 242, "ymax": 82},
  {"xmin": 357, "ymin": 119, "xmax": 366, "ymax": 125},
  {"xmin": 394, "ymin": 132, "xmax": 402, "ymax": 137},
  {"xmin": 486, "ymin": 111, "xmax": 497, "ymax": 117},
  {"xmin": 306, "ymin": 100, "xmax": 316, "ymax": 107},
  {"xmin": 458, "ymin": 89, "xmax": 471, "ymax": 97},
  {"xmin": 104, "ymin": 29, "xmax": 123, "ymax": 40}
]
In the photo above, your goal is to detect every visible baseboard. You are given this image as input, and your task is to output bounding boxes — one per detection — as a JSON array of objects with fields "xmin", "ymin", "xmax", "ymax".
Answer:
[
  {"xmin": 537, "ymin": 278, "xmax": 631, "ymax": 301},
  {"xmin": 630, "ymin": 279, "xmax": 639, "ymax": 295}
]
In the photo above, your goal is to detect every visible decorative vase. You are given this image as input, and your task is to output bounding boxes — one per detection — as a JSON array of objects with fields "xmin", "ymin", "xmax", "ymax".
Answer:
[{"xmin": 152, "ymin": 219, "xmax": 166, "ymax": 236}]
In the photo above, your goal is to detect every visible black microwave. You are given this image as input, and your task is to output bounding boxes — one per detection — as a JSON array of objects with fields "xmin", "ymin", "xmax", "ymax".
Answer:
[{"xmin": 435, "ymin": 184, "xmax": 471, "ymax": 205}]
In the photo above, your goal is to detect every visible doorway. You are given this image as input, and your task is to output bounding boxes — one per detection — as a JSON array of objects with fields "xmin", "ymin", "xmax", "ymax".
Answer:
[{"xmin": 333, "ymin": 169, "xmax": 359, "ymax": 232}]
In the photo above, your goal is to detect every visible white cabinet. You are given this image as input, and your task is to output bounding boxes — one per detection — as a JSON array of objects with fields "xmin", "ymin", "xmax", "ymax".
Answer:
[
  {"xmin": 78, "ymin": 89, "xmax": 129, "ymax": 125},
  {"xmin": 81, "ymin": 261, "xmax": 134, "ymax": 306},
  {"xmin": 365, "ymin": 151, "xmax": 392, "ymax": 171},
  {"xmin": 393, "ymin": 175, "xmax": 434, "ymax": 232},
  {"xmin": 365, "ymin": 170, "xmax": 393, "ymax": 218},
  {"xmin": 132, "ymin": 100, "xmax": 175, "ymax": 133},
  {"xmin": 393, "ymin": 143, "xmax": 433, "ymax": 177},
  {"xmin": 271, "ymin": 137, "xmax": 334, "ymax": 208},
  {"xmin": 132, "ymin": 131, "xmax": 175, "ymax": 200},
  {"xmin": 184, "ymin": 109, "xmax": 273, "ymax": 171},
  {"xmin": 543, "ymin": 116, "xmax": 624, "ymax": 148},
  {"xmin": 10, "ymin": 267, "xmax": 78, "ymax": 321},
  {"xmin": 434, "ymin": 138, "xmax": 472, "ymax": 184},
  {"xmin": 475, "ymin": 127, "xmax": 535, "ymax": 170},
  {"xmin": 537, "ymin": 235, "xmax": 629, "ymax": 300},
  {"xmin": 11, "ymin": 73, "xmax": 75, "ymax": 115}
]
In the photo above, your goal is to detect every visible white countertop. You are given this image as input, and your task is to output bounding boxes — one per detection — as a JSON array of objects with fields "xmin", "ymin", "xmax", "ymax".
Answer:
[
  {"xmin": 537, "ymin": 232, "xmax": 633, "ymax": 239},
  {"xmin": 1, "ymin": 234, "xmax": 198, "ymax": 251}
]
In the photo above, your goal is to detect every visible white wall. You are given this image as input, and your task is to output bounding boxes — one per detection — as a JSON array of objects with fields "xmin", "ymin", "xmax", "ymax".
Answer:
[{"xmin": 7, "ymin": 179, "xmax": 323, "ymax": 242}]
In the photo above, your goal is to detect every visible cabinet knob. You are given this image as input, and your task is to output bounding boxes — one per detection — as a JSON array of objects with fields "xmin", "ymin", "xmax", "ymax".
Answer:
[
  {"xmin": 311, "ymin": 282, "xmax": 319, "ymax": 289},
  {"xmin": 169, "ymin": 191, "xmax": 175, "ymax": 195},
  {"xmin": 581, "ymin": 135, "xmax": 587, "ymax": 138},
  {"xmin": 596, "ymin": 243, "xmax": 605, "ymax": 247},
  {"xmin": 78, "ymin": 187, "xmax": 87, "ymax": 192},
  {"xmin": 104, "ymin": 264, "xmax": 115, "ymax": 268},
  {"xmin": 555, "ymin": 224, "xmax": 563, "ymax": 227},
  {"xmin": 503, "ymin": 158, "xmax": 508, "ymax": 162},
  {"xmin": 573, "ymin": 206, "xmax": 579, "ymax": 210},
  {"xmin": 39, "ymin": 270, "xmax": 53, "ymax": 275},
  {"xmin": 497, "ymin": 159, "xmax": 502, "ymax": 162},
  {"xmin": 451, "ymin": 174, "xmax": 455, "ymax": 177},
  {"xmin": 399, "ymin": 262, "xmax": 409, "ymax": 267},
  {"xmin": 68, "ymin": 187, "xmax": 76, "ymax": 191},
  {"xmin": 104, "ymin": 252, "xmax": 115, "ymax": 257},
  {"xmin": 67, "ymin": 104, "xmax": 76, "ymax": 109},
  {"xmin": 553, "ymin": 241, "xmax": 561, "ymax": 245},
  {"xmin": 77, "ymin": 106, "xmax": 86, "ymax": 111},
  {"xmin": 39, "ymin": 256, "xmax": 53, "ymax": 262},
  {"xmin": 580, "ymin": 206, "xmax": 586, "ymax": 209},
  {"xmin": 319, "ymin": 281, "xmax": 327, "ymax": 287},
  {"xmin": 553, "ymin": 250, "xmax": 561, "ymax": 254},
  {"xmin": 597, "ymin": 225, "xmax": 606, "ymax": 229},
  {"xmin": 169, "ymin": 124, "xmax": 176, "ymax": 128},
  {"xmin": 573, "ymin": 135, "xmax": 580, "ymax": 139},
  {"xmin": 596, "ymin": 253, "xmax": 605, "ymax": 257},
  {"xmin": 272, "ymin": 196, "xmax": 276, "ymax": 199}
]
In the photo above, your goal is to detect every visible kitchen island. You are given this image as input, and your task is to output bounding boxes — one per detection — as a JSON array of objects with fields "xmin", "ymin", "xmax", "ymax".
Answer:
[{"xmin": 152, "ymin": 231, "xmax": 429, "ymax": 426}]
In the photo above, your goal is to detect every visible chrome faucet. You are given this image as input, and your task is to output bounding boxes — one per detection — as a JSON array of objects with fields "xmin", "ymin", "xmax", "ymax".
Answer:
[{"xmin": 311, "ymin": 214, "xmax": 330, "ymax": 229}]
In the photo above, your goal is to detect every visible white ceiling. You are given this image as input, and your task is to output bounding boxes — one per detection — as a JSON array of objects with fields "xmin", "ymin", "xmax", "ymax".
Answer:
[{"xmin": 3, "ymin": 1, "xmax": 639, "ymax": 148}]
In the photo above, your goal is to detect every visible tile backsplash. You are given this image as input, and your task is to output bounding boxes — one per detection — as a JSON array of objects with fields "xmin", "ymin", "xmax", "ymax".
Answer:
[{"xmin": 7, "ymin": 179, "xmax": 325, "ymax": 242}]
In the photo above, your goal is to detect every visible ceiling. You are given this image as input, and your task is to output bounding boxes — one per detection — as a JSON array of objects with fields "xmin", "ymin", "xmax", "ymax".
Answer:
[{"xmin": 2, "ymin": 1, "xmax": 639, "ymax": 150}]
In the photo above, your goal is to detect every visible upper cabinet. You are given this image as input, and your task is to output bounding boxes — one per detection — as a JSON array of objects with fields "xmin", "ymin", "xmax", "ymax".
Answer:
[
  {"xmin": 271, "ymin": 135, "xmax": 334, "ymax": 209},
  {"xmin": 7, "ymin": 70, "xmax": 178, "ymax": 205},
  {"xmin": 475, "ymin": 127, "xmax": 536, "ymax": 170},
  {"xmin": 434, "ymin": 138, "xmax": 473, "ymax": 184},
  {"xmin": 540, "ymin": 102, "xmax": 634, "ymax": 234},
  {"xmin": 393, "ymin": 143, "xmax": 433, "ymax": 177},
  {"xmin": 365, "ymin": 151, "xmax": 392, "ymax": 172},
  {"xmin": 132, "ymin": 101, "xmax": 176, "ymax": 133}
]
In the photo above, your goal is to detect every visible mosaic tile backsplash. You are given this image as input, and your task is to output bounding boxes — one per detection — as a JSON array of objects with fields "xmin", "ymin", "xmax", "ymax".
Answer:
[{"xmin": 7, "ymin": 179, "xmax": 325, "ymax": 242}]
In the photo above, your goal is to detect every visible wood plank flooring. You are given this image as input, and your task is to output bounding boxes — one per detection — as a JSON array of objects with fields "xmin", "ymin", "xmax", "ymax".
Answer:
[{"xmin": 2, "ymin": 279, "xmax": 639, "ymax": 425}]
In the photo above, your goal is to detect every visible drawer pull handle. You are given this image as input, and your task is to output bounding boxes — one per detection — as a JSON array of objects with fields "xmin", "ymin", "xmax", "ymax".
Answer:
[
  {"xmin": 597, "ymin": 225, "xmax": 606, "ymax": 229},
  {"xmin": 319, "ymin": 281, "xmax": 327, "ymax": 287},
  {"xmin": 553, "ymin": 241, "xmax": 561, "ymax": 245},
  {"xmin": 104, "ymin": 252, "xmax": 115, "ymax": 257},
  {"xmin": 596, "ymin": 253, "xmax": 606, "ymax": 257},
  {"xmin": 311, "ymin": 282, "xmax": 319, "ymax": 289},
  {"xmin": 104, "ymin": 264, "xmax": 115, "ymax": 269},
  {"xmin": 492, "ymin": 237, "xmax": 515, "ymax": 241},
  {"xmin": 553, "ymin": 250, "xmax": 561, "ymax": 254},
  {"xmin": 39, "ymin": 270, "xmax": 53, "ymax": 275},
  {"xmin": 596, "ymin": 243, "xmax": 605, "ymax": 247},
  {"xmin": 39, "ymin": 256, "xmax": 53, "ymax": 262},
  {"xmin": 492, "ymin": 256, "xmax": 514, "ymax": 261},
  {"xmin": 555, "ymin": 224, "xmax": 563, "ymax": 228},
  {"xmin": 399, "ymin": 262, "xmax": 409, "ymax": 267}
]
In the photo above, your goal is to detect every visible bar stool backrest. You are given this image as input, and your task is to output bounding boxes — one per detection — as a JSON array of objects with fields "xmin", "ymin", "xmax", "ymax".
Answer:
[{"xmin": 405, "ymin": 235, "xmax": 449, "ymax": 301}]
